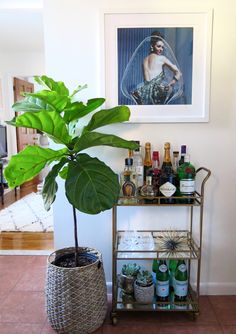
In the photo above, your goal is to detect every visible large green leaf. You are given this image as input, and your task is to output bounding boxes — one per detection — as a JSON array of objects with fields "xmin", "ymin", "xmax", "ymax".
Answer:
[
  {"xmin": 4, "ymin": 146, "xmax": 68, "ymax": 188},
  {"xmin": 24, "ymin": 91, "xmax": 68, "ymax": 112},
  {"xmin": 34, "ymin": 75, "xmax": 69, "ymax": 96},
  {"xmin": 42, "ymin": 158, "xmax": 68, "ymax": 211},
  {"xmin": 63, "ymin": 98, "xmax": 105, "ymax": 123},
  {"xmin": 74, "ymin": 131, "xmax": 139, "ymax": 152},
  {"xmin": 11, "ymin": 110, "xmax": 71, "ymax": 145},
  {"xmin": 82, "ymin": 105, "xmax": 130, "ymax": 133},
  {"xmin": 65, "ymin": 153, "xmax": 120, "ymax": 214},
  {"xmin": 13, "ymin": 95, "xmax": 54, "ymax": 112}
]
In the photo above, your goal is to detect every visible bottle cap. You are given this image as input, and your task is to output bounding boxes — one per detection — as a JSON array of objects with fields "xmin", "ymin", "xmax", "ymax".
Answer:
[
  {"xmin": 181, "ymin": 145, "xmax": 186, "ymax": 154},
  {"xmin": 125, "ymin": 158, "xmax": 133, "ymax": 166},
  {"xmin": 164, "ymin": 142, "xmax": 170, "ymax": 149},
  {"xmin": 145, "ymin": 142, "xmax": 151, "ymax": 149},
  {"xmin": 173, "ymin": 151, "xmax": 179, "ymax": 157},
  {"xmin": 152, "ymin": 151, "xmax": 159, "ymax": 160}
]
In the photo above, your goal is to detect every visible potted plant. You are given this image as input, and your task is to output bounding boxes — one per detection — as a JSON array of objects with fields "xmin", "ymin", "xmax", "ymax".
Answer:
[
  {"xmin": 119, "ymin": 263, "xmax": 141, "ymax": 295},
  {"xmin": 4, "ymin": 75, "xmax": 138, "ymax": 334},
  {"xmin": 134, "ymin": 270, "xmax": 154, "ymax": 304}
]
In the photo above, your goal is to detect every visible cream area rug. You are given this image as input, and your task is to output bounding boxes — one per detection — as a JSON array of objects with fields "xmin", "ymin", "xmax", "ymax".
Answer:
[{"xmin": 0, "ymin": 192, "xmax": 53, "ymax": 232}]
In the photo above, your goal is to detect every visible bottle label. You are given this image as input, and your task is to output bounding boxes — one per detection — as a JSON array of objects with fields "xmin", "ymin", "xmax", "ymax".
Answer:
[
  {"xmin": 159, "ymin": 182, "xmax": 176, "ymax": 197},
  {"xmin": 159, "ymin": 264, "xmax": 168, "ymax": 272},
  {"xmin": 174, "ymin": 279, "xmax": 188, "ymax": 297},
  {"xmin": 180, "ymin": 179, "xmax": 195, "ymax": 194},
  {"xmin": 177, "ymin": 264, "xmax": 187, "ymax": 272},
  {"xmin": 156, "ymin": 280, "xmax": 169, "ymax": 297}
]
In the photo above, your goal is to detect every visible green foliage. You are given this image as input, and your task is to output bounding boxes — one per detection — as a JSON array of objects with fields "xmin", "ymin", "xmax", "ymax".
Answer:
[
  {"xmin": 136, "ymin": 270, "xmax": 153, "ymax": 287},
  {"xmin": 4, "ymin": 75, "xmax": 138, "ymax": 215},
  {"xmin": 121, "ymin": 263, "xmax": 141, "ymax": 277}
]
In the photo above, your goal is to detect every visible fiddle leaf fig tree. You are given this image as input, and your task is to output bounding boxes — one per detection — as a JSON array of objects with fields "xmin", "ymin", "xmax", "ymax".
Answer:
[{"xmin": 4, "ymin": 75, "xmax": 138, "ymax": 266}]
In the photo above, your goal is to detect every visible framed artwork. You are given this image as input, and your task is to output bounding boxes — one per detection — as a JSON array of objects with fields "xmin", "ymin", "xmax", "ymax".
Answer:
[{"xmin": 104, "ymin": 11, "xmax": 213, "ymax": 123}]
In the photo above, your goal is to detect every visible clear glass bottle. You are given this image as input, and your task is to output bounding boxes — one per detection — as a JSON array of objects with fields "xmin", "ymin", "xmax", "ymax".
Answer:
[
  {"xmin": 143, "ymin": 142, "xmax": 152, "ymax": 184},
  {"xmin": 172, "ymin": 151, "xmax": 179, "ymax": 174},
  {"xmin": 147, "ymin": 151, "xmax": 161, "ymax": 196},
  {"xmin": 140, "ymin": 175, "xmax": 155, "ymax": 203},
  {"xmin": 177, "ymin": 154, "xmax": 196, "ymax": 204},
  {"xmin": 156, "ymin": 259, "xmax": 170, "ymax": 308},
  {"xmin": 174, "ymin": 259, "xmax": 188, "ymax": 309},
  {"xmin": 132, "ymin": 141, "xmax": 144, "ymax": 190},
  {"xmin": 179, "ymin": 145, "xmax": 187, "ymax": 166}
]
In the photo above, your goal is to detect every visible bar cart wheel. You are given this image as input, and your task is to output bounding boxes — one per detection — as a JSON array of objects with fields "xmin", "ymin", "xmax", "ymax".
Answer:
[
  {"xmin": 110, "ymin": 312, "xmax": 118, "ymax": 325},
  {"xmin": 191, "ymin": 312, "xmax": 199, "ymax": 320}
]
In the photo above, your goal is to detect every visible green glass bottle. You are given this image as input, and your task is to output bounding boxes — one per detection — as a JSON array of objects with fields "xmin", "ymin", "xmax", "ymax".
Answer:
[
  {"xmin": 156, "ymin": 259, "xmax": 169, "ymax": 307},
  {"xmin": 174, "ymin": 259, "xmax": 188, "ymax": 307},
  {"xmin": 177, "ymin": 154, "xmax": 196, "ymax": 204}
]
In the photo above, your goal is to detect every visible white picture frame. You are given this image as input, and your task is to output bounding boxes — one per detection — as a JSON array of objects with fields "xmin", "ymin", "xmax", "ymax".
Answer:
[{"xmin": 104, "ymin": 11, "xmax": 213, "ymax": 123}]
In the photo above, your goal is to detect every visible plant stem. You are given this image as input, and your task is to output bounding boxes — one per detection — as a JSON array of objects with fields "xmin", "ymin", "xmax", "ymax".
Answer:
[{"xmin": 72, "ymin": 206, "xmax": 79, "ymax": 267}]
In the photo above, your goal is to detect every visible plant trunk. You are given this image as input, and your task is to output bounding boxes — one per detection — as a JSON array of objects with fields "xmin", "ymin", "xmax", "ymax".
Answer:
[{"xmin": 73, "ymin": 206, "xmax": 79, "ymax": 267}]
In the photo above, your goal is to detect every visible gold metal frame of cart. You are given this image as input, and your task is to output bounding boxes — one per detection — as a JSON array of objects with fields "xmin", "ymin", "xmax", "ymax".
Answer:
[{"xmin": 111, "ymin": 167, "xmax": 211, "ymax": 324}]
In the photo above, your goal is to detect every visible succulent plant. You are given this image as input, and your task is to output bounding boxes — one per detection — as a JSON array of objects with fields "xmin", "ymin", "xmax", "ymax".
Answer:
[
  {"xmin": 136, "ymin": 270, "xmax": 153, "ymax": 287},
  {"xmin": 121, "ymin": 263, "xmax": 141, "ymax": 277}
]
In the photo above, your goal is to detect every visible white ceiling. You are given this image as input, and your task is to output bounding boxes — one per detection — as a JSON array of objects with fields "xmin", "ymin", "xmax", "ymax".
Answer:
[{"xmin": 0, "ymin": 9, "xmax": 44, "ymax": 53}]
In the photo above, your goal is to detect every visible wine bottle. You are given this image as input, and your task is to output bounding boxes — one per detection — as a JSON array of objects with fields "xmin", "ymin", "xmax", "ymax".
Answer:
[
  {"xmin": 156, "ymin": 259, "xmax": 170, "ymax": 308},
  {"xmin": 147, "ymin": 151, "xmax": 161, "ymax": 196},
  {"xmin": 159, "ymin": 143, "xmax": 176, "ymax": 204},
  {"xmin": 143, "ymin": 142, "xmax": 152, "ymax": 183},
  {"xmin": 179, "ymin": 145, "xmax": 187, "ymax": 166},
  {"xmin": 177, "ymin": 154, "xmax": 196, "ymax": 204},
  {"xmin": 174, "ymin": 259, "xmax": 188, "ymax": 309}
]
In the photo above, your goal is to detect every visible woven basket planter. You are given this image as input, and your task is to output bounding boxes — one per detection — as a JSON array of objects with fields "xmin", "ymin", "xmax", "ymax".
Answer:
[{"xmin": 46, "ymin": 247, "xmax": 107, "ymax": 334}]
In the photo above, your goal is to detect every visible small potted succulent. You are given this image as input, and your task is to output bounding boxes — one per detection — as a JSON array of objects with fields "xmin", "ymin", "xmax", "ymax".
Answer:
[
  {"xmin": 119, "ymin": 263, "xmax": 141, "ymax": 295},
  {"xmin": 134, "ymin": 270, "xmax": 154, "ymax": 304}
]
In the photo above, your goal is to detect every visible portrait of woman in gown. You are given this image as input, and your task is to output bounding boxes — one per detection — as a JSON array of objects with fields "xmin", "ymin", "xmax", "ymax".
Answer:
[{"xmin": 118, "ymin": 28, "xmax": 193, "ymax": 106}]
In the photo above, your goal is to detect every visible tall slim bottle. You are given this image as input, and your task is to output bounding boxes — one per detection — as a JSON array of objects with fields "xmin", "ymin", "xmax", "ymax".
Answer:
[
  {"xmin": 147, "ymin": 151, "xmax": 161, "ymax": 196},
  {"xmin": 156, "ymin": 259, "xmax": 170, "ymax": 308},
  {"xmin": 143, "ymin": 142, "xmax": 152, "ymax": 183},
  {"xmin": 132, "ymin": 141, "xmax": 144, "ymax": 191},
  {"xmin": 159, "ymin": 143, "xmax": 176, "ymax": 204},
  {"xmin": 174, "ymin": 259, "xmax": 188, "ymax": 309},
  {"xmin": 179, "ymin": 145, "xmax": 187, "ymax": 166},
  {"xmin": 177, "ymin": 154, "xmax": 196, "ymax": 204}
]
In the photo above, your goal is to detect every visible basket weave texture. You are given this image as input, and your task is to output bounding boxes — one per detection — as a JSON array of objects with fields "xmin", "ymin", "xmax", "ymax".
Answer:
[{"xmin": 46, "ymin": 247, "xmax": 107, "ymax": 334}]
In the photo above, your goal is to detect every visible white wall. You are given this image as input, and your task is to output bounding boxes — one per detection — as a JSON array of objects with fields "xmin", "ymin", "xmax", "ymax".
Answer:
[{"xmin": 43, "ymin": 0, "xmax": 236, "ymax": 294}]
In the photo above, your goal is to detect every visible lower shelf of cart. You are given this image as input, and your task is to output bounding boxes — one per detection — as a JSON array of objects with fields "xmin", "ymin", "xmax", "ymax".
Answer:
[{"xmin": 113, "ymin": 287, "xmax": 199, "ymax": 312}]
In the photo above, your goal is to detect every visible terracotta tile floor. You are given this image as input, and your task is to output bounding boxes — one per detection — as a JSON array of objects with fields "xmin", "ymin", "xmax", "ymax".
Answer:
[{"xmin": 0, "ymin": 255, "xmax": 235, "ymax": 334}]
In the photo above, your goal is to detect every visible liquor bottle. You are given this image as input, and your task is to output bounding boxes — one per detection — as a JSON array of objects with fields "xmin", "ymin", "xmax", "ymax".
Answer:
[
  {"xmin": 143, "ymin": 142, "xmax": 152, "ymax": 183},
  {"xmin": 179, "ymin": 145, "xmax": 187, "ymax": 166},
  {"xmin": 132, "ymin": 141, "xmax": 144, "ymax": 190},
  {"xmin": 174, "ymin": 259, "xmax": 188, "ymax": 308},
  {"xmin": 172, "ymin": 151, "xmax": 179, "ymax": 174},
  {"xmin": 147, "ymin": 151, "xmax": 161, "ymax": 196},
  {"xmin": 177, "ymin": 155, "xmax": 196, "ymax": 204},
  {"xmin": 159, "ymin": 143, "xmax": 176, "ymax": 204},
  {"xmin": 120, "ymin": 158, "xmax": 137, "ymax": 203},
  {"xmin": 140, "ymin": 175, "xmax": 155, "ymax": 203},
  {"xmin": 156, "ymin": 259, "xmax": 170, "ymax": 308}
]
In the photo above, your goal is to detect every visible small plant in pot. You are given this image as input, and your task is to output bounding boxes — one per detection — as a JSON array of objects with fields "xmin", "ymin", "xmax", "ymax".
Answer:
[
  {"xmin": 4, "ymin": 75, "xmax": 138, "ymax": 334},
  {"xmin": 134, "ymin": 270, "xmax": 154, "ymax": 304},
  {"xmin": 119, "ymin": 263, "xmax": 141, "ymax": 295}
]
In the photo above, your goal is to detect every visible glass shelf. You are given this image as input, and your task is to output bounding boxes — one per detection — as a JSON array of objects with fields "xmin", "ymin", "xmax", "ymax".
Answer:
[{"xmin": 115, "ymin": 230, "xmax": 200, "ymax": 260}]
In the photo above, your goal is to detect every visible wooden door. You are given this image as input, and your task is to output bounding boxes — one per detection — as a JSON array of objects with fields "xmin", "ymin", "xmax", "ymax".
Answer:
[{"xmin": 13, "ymin": 77, "xmax": 39, "ymax": 187}]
